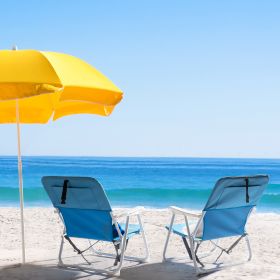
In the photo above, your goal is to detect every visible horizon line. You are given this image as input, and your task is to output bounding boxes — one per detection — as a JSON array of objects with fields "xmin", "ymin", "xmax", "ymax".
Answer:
[{"xmin": 0, "ymin": 155, "xmax": 279, "ymax": 160}]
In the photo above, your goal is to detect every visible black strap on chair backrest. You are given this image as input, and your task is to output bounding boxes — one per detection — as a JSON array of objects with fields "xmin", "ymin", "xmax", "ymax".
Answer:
[
  {"xmin": 203, "ymin": 175, "xmax": 269, "ymax": 211},
  {"xmin": 245, "ymin": 177, "xmax": 249, "ymax": 203},
  {"xmin": 61, "ymin": 179, "xmax": 69, "ymax": 204}
]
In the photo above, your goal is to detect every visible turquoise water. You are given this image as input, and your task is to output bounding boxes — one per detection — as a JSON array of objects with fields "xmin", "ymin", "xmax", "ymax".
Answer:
[{"xmin": 0, "ymin": 156, "xmax": 279, "ymax": 212}]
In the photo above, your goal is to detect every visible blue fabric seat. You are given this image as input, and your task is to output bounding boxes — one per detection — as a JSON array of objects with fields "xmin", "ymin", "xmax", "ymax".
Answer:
[
  {"xmin": 114, "ymin": 224, "xmax": 140, "ymax": 241},
  {"xmin": 165, "ymin": 223, "xmax": 200, "ymax": 239}
]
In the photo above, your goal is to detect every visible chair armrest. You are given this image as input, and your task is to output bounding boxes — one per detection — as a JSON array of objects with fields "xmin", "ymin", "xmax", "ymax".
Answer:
[
  {"xmin": 169, "ymin": 206, "xmax": 201, "ymax": 218},
  {"xmin": 112, "ymin": 207, "xmax": 145, "ymax": 220}
]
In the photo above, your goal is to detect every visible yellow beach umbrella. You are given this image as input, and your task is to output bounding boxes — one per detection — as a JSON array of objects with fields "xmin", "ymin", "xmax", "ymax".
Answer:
[{"xmin": 0, "ymin": 48, "xmax": 123, "ymax": 263}]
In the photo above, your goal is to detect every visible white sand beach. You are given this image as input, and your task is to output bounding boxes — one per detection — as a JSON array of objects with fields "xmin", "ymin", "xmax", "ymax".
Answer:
[{"xmin": 0, "ymin": 208, "xmax": 279, "ymax": 280}]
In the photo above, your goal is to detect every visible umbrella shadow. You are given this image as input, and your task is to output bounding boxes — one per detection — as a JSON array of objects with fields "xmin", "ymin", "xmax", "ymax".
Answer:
[
  {"xmin": 0, "ymin": 262, "xmax": 129, "ymax": 280},
  {"xmin": 0, "ymin": 263, "xmax": 86, "ymax": 280}
]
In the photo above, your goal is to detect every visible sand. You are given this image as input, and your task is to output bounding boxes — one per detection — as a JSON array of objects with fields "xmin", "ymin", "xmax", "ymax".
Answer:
[{"xmin": 0, "ymin": 207, "xmax": 279, "ymax": 280}]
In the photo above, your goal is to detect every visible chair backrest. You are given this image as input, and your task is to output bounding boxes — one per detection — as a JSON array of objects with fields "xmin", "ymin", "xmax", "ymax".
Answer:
[
  {"xmin": 42, "ymin": 176, "xmax": 114, "ymax": 241},
  {"xmin": 201, "ymin": 175, "xmax": 269, "ymax": 240}
]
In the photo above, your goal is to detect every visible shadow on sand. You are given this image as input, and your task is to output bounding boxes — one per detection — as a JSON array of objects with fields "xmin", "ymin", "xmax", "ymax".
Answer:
[
  {"xmin": 0, "ymin": 262, "xmax": 215, "ymax": 280},
  {"xmin": 0, "ymin": 264, "xmax": 85, "ymax": 280},
  {"xmin": 119, "ymin": 262, "xmax": 210, "ymax": 280}
]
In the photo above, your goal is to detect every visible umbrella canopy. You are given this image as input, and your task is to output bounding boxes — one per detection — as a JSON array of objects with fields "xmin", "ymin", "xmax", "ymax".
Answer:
[
  {"xmin": 0, "ymin": 49, "xmax": 123, "ymax": 263},
  {"xmin": 0, "ymin": 50, "xmax": 123, "ymax": 122}
]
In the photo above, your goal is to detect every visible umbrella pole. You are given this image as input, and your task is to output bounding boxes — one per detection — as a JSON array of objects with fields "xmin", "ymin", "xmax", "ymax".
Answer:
[{"xmin": 16, "ymin": 99, "xmax": 26, "ymax": 264}]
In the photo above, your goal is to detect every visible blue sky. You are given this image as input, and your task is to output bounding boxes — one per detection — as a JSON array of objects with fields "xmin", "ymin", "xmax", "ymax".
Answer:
[{"xmin": 0, "ymin": 0, "xmax": 280, "ymax": 158}]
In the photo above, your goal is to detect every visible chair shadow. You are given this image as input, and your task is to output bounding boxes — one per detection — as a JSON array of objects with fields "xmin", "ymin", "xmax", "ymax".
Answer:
[{"xmin": 119, "ymin": 261, "xmax": 210, "ymax": 280}]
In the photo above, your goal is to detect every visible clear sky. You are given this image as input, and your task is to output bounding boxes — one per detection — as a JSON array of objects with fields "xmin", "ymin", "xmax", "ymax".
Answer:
[{"xmin": 0, "ymin": 0, "xmax": 280, "ymax": 158}]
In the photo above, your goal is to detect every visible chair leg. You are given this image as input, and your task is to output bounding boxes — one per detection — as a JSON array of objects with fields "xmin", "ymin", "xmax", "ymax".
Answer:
[
  {"xmin": 182, "ymin": 238, "xmax": 204, "ymax": 267},
  {"xmin": 162, "ymin": 214, "xmax": 175, "ymax": 262},
  {"xmin": 113, "ymin": 243, "xmax": 121, "ymax": 266},
  {"xmin": 196, "ymin": 235, "xmax": 253, "ymax": 275},
  {"xmin": 137, "ymin": 214, "xmax": 150, "ymax": 262},
  {"xmin": 110, "ymin": 216, "xmax": 130, "ymax": 276},
  {"xmin": 58, "ymin": 234, "xmax": 64, "ymax": 266},
  {"xmin": 59, "ymin": 215, "xmax": 148, "ymax": 275},
  {"xmin": 87, "ymin": 216, "xmax": 149, "ymax": 269},
  {"xmin": 245, "ymin": 235, "xmax": 252, "ymax": 261},
  {"xmin": 182, "ymin": 237, "xmax": 193, "ymax": 260},
  {"xmin": 188, "ymin": 236, "xmax": 202, "ymax": 275}
]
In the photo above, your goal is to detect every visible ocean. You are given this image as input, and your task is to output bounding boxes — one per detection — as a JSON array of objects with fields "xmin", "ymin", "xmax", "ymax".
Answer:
[{"xmin": 0, "ymin": 156, "xmax": 279, "ymax": 212}]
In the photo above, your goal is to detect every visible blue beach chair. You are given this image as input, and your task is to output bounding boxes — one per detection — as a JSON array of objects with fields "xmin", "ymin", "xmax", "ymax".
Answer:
[
  {"xmin": 163, "ymin": 175, "xmax": 269, "ymax": 275},
  {"xmin": 42, "ymin": 176, "xmax": 149, "ymax": 275}
]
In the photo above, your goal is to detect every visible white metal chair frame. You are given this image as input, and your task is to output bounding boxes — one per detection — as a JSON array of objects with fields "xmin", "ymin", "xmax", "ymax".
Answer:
[
  {"xmin": 163, "ymin": 206, "xmax": 252, "ymax": 275},
  {"xmin": 56, "ymin": 207, "xmax": 150, "ymax": 276}
]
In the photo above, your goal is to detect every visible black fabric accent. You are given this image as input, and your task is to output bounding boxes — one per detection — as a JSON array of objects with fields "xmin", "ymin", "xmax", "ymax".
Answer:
[
  {"xmin": 64, "ymin": 235, "xmax": 95, "ymax": 265},
  {"xmin": 64, "ymin": 235, "xmax": 82, "ymax": 254},
  {"xmin": 214, "ymin": 233, "xmax": 247, "ymax": 263},
  {"xmin": 112, "ymin": 223, "xmax": 125, "ymax": 238},
  {"xmin": 227, "ymin": 233, "xmax": 247, "ymax": 253},
  {"xmin": 224, "ymin": 184, "xmax": 259, "ymax": 188},
  {"xmin": 225, "ymin": 178, "xmax": 251, "ymax": 203},
  {"xmin": 61, "ymin": 180, "xmax": 69, "ymax": 204},
  {"xmin": 113, "ymin": 243, "xmax": 120, "ymax": 266},
  {"xmin": 53, "ymin": 185, "xmax": 88, "ymax": 189},
  {"xmin": 113, "ymin": 238, "xmax": 129, "ymax": 266},
  {"xmin": 182, "ymin": 237, "xmax": 193, "ymax": 259},
  {"xmin": 182, "ymin": 237, "xmax": 204, "ymax": 267},
  {"xmin": 245, "ymin": 178, "xmax": 249, "ymax": 203}
]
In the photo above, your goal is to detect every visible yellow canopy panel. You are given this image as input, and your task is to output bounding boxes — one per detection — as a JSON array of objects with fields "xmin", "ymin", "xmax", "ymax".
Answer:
[
  {"xmin": 0, "ymin": 96, "xmax": 116, "ymax": 123},
  {"xmin": 41, "ymin": 51, "xmax": 123, "ymax": 106},
  {"xmin": 0, "ymin": 50, "xmax": 63, "ymax": 99}
]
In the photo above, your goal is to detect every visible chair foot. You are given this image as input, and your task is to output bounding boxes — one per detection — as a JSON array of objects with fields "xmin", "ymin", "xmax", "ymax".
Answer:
[
  {"xmin": 141, "ymin": 257, "xmax": 150, "ymax": 263},
  {"xmin": 107, "ymin": 267, "xmax": 121, "ymax": 276},
  {"xmin": 57, "ymin": 261, "xmax": 66, "ymax": 269}
]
